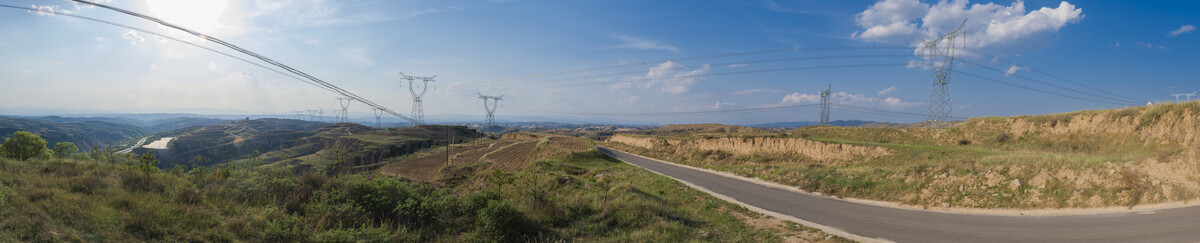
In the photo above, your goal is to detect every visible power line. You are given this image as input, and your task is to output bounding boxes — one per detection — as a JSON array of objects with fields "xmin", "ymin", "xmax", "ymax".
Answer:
[
  {"xmin": 482, "ymin": 54, "xmax": 914, "ymax": 89},
  {"xmin": 68, "ymin": 0, "xmax": 418, "ymax": 124},
  {"xmin": 0, "ymin": 4, "xmax": 341, "ymax": 96},
  {"xmin": 471, "ymin": 46, "xmax": 912, "ymax": 86},
  {"xmin": 959, "ymin": 60, "xmax": 1142, "ymax": 104},
  {"xmin": 528, "ymin": 63, "xmax": 910, "ymax": 90},
  {"xmin": 961, "ymin": 50, "xmax": 1144, "ymax": 103},
  {"xmin": 953, "ymin": 71, "xmax": 1139, "ymax": 106},
  {"xmin": 511, "ymin": 104, "xmax": 822, "ymax": 117}
]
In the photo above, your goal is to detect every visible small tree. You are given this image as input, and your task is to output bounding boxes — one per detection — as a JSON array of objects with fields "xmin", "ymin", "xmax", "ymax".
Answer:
[
  {"xmin": 1, "ymin": 131, "xmax": 50, "ymax": 161},
  {"xmin": 53, "ymin": 142, "xmax": 79, "ymax": 158},
  {"xmin": 137, "ymin": 151, "xmax": 160, "ymax": 174}
]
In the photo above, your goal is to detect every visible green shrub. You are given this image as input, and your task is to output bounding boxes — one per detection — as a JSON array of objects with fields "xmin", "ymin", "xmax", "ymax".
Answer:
[
  {"xmin": 53, "ymin": 142, "xmax": 79, "ymax": 158},
  {"xmin": 264, "ymin": 215, "xmax": 309, "ymax": 242},
  {"xmin": 1, "ymin": 131, "xmax": 50, "ymax": 161},
  {"xmin": 313, "ymin": 225, "xmax": 396, "ymax": 243},
  {"xmin": 476, "ymin": 200, "xmax": 540, "ymax": 242}
]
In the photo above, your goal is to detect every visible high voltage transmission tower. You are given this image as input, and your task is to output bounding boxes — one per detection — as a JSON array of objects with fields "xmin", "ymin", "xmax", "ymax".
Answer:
[
  {"xmin": 372, "ymin": 108, "xmax": 384, "ymax": 128},
  {"xmin": 820, "ymin": 84, "xmax": 832, "ymax": 125},
  {"xmin": 478, "ymin": 93, "xmax": 503, "ymax": 133},
  {"xmin": 337, "ymin": 97, "xmax": 352, "ymax": 123},
  {"xmin": 920, "ymin": 19, "xmax": 967, "ymax": 129},
  {"xmin": 1170, "ymin": 91, "xmax": 1197, "ymax": 102},
  {"xmin": 400, "ymin": 72, "xmax": 437, "ymax": 126}
]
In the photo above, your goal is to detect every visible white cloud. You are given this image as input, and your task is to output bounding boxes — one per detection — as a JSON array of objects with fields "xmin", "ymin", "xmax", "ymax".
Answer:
[
  {"xmin": 154, "ymin": 35, "xmax": 168, "ymax": 43},
  {"xmin": 122, "ymin": 30, "xmax": 146, "ymax": 45},
  {"xmin": 878, "ymin": 86, "xmax": 899, "ymax": 95},
  {"xmin": 780, "ymin": 92, "xmax": 822, "ymax": 104},
  {"xmin": 618, "ymin": 96, "xmax": 640, "ymax": 106},
  {"xmin": 1004, "ymin": 64, "xmax": 1029, "ymax": 76},
  {"xmin": 613, "ymin": 35, "xmax": 678, "ymax": 52},
  {"xmin": 727, "ymin": 63, "xmax": 747, "ymax": 68},
  {"xmin": 30, "ymin": 5, "xmax": 71, "ymax": 16},
  {"xmin": 1137, "ymin": 42, "xmax": 1169, "ymax": 50},
  {"xmin": 732, "ymin": 88, "xmax": 777, "ymax": 96},
  {"xmin": 209, "ymin": 61, "xmax": 218, "ymax": 71},
  {"xmin": 339, "ymin": 47, "xmax": 375, "ymax": 67},
  {"xmin": 709, "ymin": 101, "xmax": 736, "ymax": 110},
  {"xmin": 613, "ymin": 61, "xmax": 710, "ymax": 94},
  {"xmin": 219, "ymin": 71, "xmax": 266, "ymax": 86},
  {"xmin": 1168, "ymin": 24, "xmax": 1195, "ymax": 37},
  {"xmin": 149, "ymin": 63, "xmax": 160, "ymax": 70},
  {"xmin": 775, "ymin": 90, "xmax": 921, "ymax": 109},
  {"xmin": 852, "ymin": 0, "xmax": 1084, "ymax": 55},
  {"xmin": 71, "ymin": 0, "xmax": 112, "ymax": 10}
]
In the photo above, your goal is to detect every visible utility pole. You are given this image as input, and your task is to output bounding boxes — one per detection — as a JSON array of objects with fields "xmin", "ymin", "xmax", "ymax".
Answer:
[
  {"xmin": 921, "ymin": 19, "xmax": 967, "ymax": 129},
  {"xmin": 478, "ymin": 93, "xmax": 503, "ymax": 133},
  {"xmin": 372, "ymin": 108, "xmax": 384, "ymax": 128},
  {"xmin": 400, "ymin": 72, "xmax": 436, "ymax": 126},
  {"xmin": 337, "ymin": 97, "xmax": 352, "ymax": 123},
  {"xmin": 820, "ymin": 84, "xmax": 831, "ymax": 125}
]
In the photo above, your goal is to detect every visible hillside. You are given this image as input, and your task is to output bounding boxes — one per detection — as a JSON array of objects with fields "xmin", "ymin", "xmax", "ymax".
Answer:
[
  {"xmin": 0, "ymin": 117, "xmax": 148, "ymax": 151},
  {"xmin": 748, "ymin": 120, "xmax": 877, "ymax": 128},
  {"xmin": 605, "ymin": 101, "xmax": 1200, "ymax": 209},
  {"xmin": 0, "ymin": 132, "xmax": 841, "ymax": 242}
]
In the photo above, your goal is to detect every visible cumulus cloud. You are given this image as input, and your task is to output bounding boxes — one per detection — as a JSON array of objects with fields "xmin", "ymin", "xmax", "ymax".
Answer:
[
  {"xmin": 122, "ymin": 30, "xmax": 145, "ymax": 45},
  {"xmin": 775, "ymin": 90, "xmax": 921, "ymax": 109},
  {"xmin": 1168, "ymin": 24, "xmax": 1195, "ymax": 37},
  {"xmin": 30, "ymin": 4, "xmax": 71, "ymax": 16},
  {"xmin": 709, "ymin": 101, "xmax": 736, "ymax": 110},
  {"xmin": 613, "ymin": 35, "xmax": 678, "ymax": 52},
  {"xmin": 1004, "ymin": 64, "xmax": 1029, "ymax": 76},
  {"xmin": 852, "ymin": 0, "xmax": 1084, "ymax": 54},
  {"xmin": 612, "ymin": 61, "xmax": 710, "ymax": 94},
  {"xmin": 878, "ymin": 86, "xmax": 899, "ymax": 95},
  {"xmin": 618, "ymin": 96, "xmax": 640, "ymax": 106}
]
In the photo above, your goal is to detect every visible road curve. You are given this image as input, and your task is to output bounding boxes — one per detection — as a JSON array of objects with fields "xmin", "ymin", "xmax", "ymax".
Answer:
[
  {"xmin": 116, "ymin": 137, "xmax": 149, "ymax": 154},
  {"xmin": 599, "ymin": 146, "xmax": 1200, "ymax": 243}
]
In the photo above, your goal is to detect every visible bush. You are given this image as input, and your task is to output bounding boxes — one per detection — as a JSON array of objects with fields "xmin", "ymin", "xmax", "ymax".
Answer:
[
  {"xmin": 1, "ymin": 131, "xmax": 50, "ymax": 161},
  {"xmin": 313, "ymin": 226, "xmax": 396, "ymax": 243},
  {"xmin": 476, "ymin": 200, "xmax": 540, "ymax": 242},
  {"xmin": 264, "ymin": 215, "xmax": 308, "ymax": 242},
  {"xmin": 53, "ymin": 142, "xmax": 79, "ymax": 158}
]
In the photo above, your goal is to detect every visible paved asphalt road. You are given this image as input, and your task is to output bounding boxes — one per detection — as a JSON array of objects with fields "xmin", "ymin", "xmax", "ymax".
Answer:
[
  {"xmin": 598, "ymin": 146, "xmax": 1200, "ymax": 243},
  {"xmin": 116, "ymin": 137, "xmax": 148, "ymax": 154}
]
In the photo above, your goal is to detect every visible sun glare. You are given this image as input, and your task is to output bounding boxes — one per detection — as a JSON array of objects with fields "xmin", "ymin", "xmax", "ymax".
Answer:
[{"xmin": 144, "ymin": 0, "xmax": 229, "ymax": 34}]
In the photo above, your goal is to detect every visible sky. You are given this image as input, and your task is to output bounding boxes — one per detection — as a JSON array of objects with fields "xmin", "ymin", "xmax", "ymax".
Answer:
[{"xmin": 0, "ymin": 0, "xmax": 1197, "ymax": 125}]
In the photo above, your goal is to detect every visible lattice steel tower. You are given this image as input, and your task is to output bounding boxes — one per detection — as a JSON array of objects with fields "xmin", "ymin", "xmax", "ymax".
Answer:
[
  {"xmin": 478, "ymin": 93, "xmax": 503, "ymax": 132},
  {"xmin": 920, "ymin": 19, "xmax": 967, "ymax": 128},
  {"xmin": 820, "ymin": 84, "xmax": 831, "ymax": 125},
  {"xmin": 337, "ymin": 97, "xmax": 352, "ymax": 123},
  {"xmin": 400, "ymin": 72, "xmax": 436, "ymax": 126},
  {"xmin": 372, "ymin": 108, "xmax": 384, "ymax": 128}
]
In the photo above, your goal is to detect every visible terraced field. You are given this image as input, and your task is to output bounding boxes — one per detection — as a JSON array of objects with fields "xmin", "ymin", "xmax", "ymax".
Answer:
[{"xmin": 378, "ymin": 133, "xmax": 595, "ymax": 181}]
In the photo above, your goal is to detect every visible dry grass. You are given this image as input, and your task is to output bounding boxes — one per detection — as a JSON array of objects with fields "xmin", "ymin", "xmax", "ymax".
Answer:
[{"xmin": 607, "ymin": 101, "xmax": 1200, "ymax": 209}]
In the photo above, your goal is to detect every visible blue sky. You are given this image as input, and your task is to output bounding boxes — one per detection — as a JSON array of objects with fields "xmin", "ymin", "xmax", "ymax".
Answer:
[{"xmin": 0, "ymin": 0, "xmax": 1197, "ymax": 125}]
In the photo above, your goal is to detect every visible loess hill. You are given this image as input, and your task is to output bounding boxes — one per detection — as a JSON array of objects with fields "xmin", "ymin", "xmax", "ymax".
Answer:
[{"xmin": 606, "ymin": 101, "xmax": 1200, "ymax": 209}]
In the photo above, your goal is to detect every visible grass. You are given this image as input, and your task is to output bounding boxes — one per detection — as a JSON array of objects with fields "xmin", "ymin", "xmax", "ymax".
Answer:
[
  {"xmin": 0, "ymin": 136, "xmax": 836, "ymax": 241},
  {"xmin": 604, "ymin": 102, "xmax": 1200, "ymax": 209}
]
